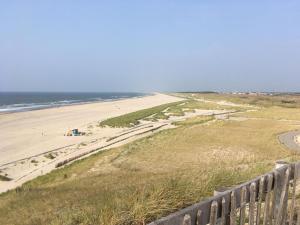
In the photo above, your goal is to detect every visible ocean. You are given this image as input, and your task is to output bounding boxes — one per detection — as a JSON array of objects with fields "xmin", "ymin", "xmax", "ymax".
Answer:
[{"xmin": 0, "ymin": 92, "xmax": 148, "ymax": 113}]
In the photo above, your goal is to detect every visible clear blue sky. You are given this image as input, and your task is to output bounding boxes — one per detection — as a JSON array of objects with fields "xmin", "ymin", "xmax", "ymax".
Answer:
[{"xmin": 0, "ymin": 1, "xmax": 299, "ymax": 92}]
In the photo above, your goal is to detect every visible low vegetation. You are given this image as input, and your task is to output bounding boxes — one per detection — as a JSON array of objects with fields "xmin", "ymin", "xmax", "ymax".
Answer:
[
  {"xmin": 237, "ymin": 106, "xmax": 300, "ymax": 121},
  {"xmin": 180, "ymin": 92, "xmax": 300, "ymax": 108},
  {"xmin": 0, "ymin": 175, "xmax": 12, "ymax": 182},
  {"xmin": 44, "ymin": 153, "xmax": 56, "ymax": 160},
  {"xmin": 172, "ymin": 115, "xmax": 214, "ymax": 126},
  {"xmin": 1, "ymin": 93, "xmax": 300, "ymax": 225},
  {"xmin": 99, "ymin": 101, "xmax": 185, "ymax": 127},
  {"xmin": 99, "ymin": 99, "xmax": 239, "ymax": 127},
  {"xmin": 30, "ymin": 159, "xmax": 38, "ymax": 164}
]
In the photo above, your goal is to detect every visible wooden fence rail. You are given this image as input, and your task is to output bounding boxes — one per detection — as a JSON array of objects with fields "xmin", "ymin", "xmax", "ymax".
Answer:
[{"xmin": 148, "ymin": 162, "xmax": 300, "ymax": 225}]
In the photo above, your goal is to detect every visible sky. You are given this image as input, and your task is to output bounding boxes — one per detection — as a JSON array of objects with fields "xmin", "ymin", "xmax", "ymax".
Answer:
[{"xmin": 0, "ymin": 0, "xmax": 299, "ymax": 92}]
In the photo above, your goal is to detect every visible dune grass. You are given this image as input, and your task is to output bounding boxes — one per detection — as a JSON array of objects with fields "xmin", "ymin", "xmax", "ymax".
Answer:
[
  {"xmin": 99, "ymin": 99, "xmax": 230, "ymax": 127},
  {"xmin": 1, "ymin": 93, "xmax": 300, "ymax": 225},
  {"xmin": 236, "ymin": 106, "xmax": 300, "ymax": 121},
  {"xmin": 183, "ymin": 92, "xmax": 300, "ymax": 108},
  {"xmin": 172, "ymin": 115, "xmax": 214, "ymax": 126},
  {"xmin": 99, "ymin": 101, "xmax": 185, "ymax": 127}
]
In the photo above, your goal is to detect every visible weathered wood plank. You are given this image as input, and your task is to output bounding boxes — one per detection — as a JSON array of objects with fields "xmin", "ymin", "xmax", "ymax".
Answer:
[
  {"xmin": 249, "ymin": 182, "xmax": 257, "ymax": 225},
  {"xmin": 196, "ymin": 210, "xmax": 202, "ymax": 225},
  {"xmin": 210, "ymin": 201, "xmax": 218, "ymax": 225},
  {"xmin": 221, "ymin": 197, "xmax": 226, "ymax": 225},
  {"xmin": 263, "ymin": 174, "xmax": 273, "ymax": 225},
  {"xmin": 257, "ymin": 176, "xmax": 265, "ymax": 225},
  {"xmin": 289, "ymin": 163, "xmax": 300, "ymax": 225},
  {"xmin": 282, "ymin": 167, "xmax": 291, "ymax": 225},
  {"xmin": 296, "ymin": 209, "xmax": 300, "ymax": 225},
  {"xmin": 271, "ymin": 171, "xmax": 280, "ymax": 225},
  {"xmin": 275, "ymin": 167, "xmax": 290, "ymax": 225},
  {"xmin": 240, "ymin": 186, "xmax": 247, "ymax": 225},
  {"xmin": 230, "ymin": 191, "xmax": 237, "ymax": 225},
  {"xmin": 182, "ymin": 214, "xmax": 191, "ymax": 225},
  {"xmin": 273, "ymin": 167, "xmax": 289, "ymax": 222}
]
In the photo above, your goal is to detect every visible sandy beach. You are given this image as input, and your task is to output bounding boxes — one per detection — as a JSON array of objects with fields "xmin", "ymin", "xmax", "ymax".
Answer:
[{"xmin": 0, "ymin": 93, "xmax": 183, "ymax": 192}]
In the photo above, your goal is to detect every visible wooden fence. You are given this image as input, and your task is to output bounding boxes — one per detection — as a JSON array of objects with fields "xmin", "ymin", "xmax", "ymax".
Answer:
[{"xmin": 148, "ymin": 162, "xmax": 300, "ymax": 225}]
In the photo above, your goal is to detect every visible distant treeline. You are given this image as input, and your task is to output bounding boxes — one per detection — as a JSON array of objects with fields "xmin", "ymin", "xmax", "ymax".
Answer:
[
  {"xmin": 176, "ymin": 91, "xmax": 300, "ymax": 96},
  {"xmin": 176, "ymin": 91, "xmax": 218, "ymax": 94}
]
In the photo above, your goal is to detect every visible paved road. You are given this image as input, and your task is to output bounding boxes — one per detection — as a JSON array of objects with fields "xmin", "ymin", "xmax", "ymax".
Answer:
[{"xmin": 278, "ymin": 130, "xmax": 300, "ymax": 152}]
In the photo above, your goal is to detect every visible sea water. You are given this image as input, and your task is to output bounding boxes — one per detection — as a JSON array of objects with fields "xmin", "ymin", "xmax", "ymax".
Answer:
[{"xmin": 0, "ymin": 92, "xmax": 148, "ymax": 113}]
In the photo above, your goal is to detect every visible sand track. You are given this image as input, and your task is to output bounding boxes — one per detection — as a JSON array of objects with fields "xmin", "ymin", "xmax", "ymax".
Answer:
[{"xmin": 278, "ymin": 130, "xmax": 300, "ymax": 152}]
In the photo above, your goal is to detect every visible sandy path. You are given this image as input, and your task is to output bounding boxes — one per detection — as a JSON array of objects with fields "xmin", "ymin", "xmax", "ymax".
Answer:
[{"xmin": 278, "ymin": 130, "xmax": 300, "ymax": 152}]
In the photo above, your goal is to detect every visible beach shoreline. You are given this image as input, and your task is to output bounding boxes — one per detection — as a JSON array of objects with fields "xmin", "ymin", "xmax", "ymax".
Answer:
[
  {"xmin": 0, "ymin": 93, "xmax": 183, "ymax": 193},
  {"xmin": 0, "ymin": 92, "xmax": 151, "ymax": 114}
]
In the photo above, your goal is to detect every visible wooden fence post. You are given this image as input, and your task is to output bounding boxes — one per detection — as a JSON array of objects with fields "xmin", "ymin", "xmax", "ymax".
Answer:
[
  {"xmin": 275, "ymin": 167, "xmax": 290, "ymax": 225},
  {"xmin": 249, "ymin": 182, "xmax": 257, "ymax": 225},
  {"xmin": 183, "ymin": 214, "xmax": 191, "ymax": 225},
  {"xmin": 210, "ymin": 201, "xmax": 218, "ymax": 225},
  {"xmin": 263, "ymin": 174, "xmax": 273, "ymax": 225},
  {"xmin": 230, "ymin": 191, "xmax": 237, "ymax": 225},
  {"xmin": 240, "ymin": 187, "xmax": 247, "ymax": 225},
  {"xmin": 289, "ymin": 163, "xmax": 300, "ymax": 225},
  {"xmin": 275, "ymin": 161, "xmax": 289, "ymax": 169},
  {"xmin": 196, "ymin": 210, "xmax": 202, "ymax": 225},
  {"xmin": 221, "ymin": 197, "xmax": 227, "ymax": 225},
  {"xmin": 257, "ymin": 176, "xmax": 265, "ymax": 225}
]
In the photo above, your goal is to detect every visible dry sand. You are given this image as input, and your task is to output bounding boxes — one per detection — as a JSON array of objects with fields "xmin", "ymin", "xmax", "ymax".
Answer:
[
  {"xmin": 0, "ymin": 93, "xmax": 182, "ymax": 192},
  {"xmin": 296, "ymin": 135, "xmax": 300, "ymax": 145}
]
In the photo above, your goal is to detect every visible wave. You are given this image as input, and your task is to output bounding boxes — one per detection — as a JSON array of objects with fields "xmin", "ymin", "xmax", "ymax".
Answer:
[{"xmin": 0, "ymin": 92, "xmax": 148, "ymax": 113}]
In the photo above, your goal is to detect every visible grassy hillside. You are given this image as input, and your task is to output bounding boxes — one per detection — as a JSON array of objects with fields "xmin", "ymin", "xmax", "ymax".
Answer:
[
  {"xmin": 1, "ymin": 93, "xmax": 300, "ymax": 225},
  {"xmin": 178, "ymin": 92, "xmax": 300, "ymax": 108}
]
